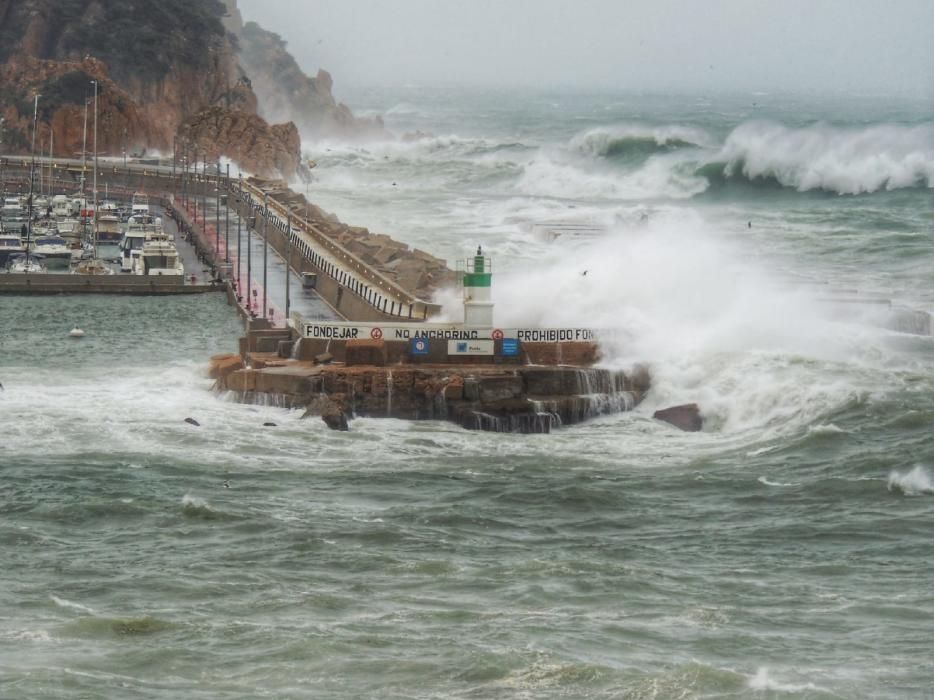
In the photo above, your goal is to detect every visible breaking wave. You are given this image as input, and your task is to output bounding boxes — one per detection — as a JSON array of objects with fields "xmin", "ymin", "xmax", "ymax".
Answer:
[
  {"xmin": 704, "ymin": 121, "xmax": 934, "ymax": 194},
  {"xmin": 570, "ymin": 124, "xmax": 712, "ymax": 161}
]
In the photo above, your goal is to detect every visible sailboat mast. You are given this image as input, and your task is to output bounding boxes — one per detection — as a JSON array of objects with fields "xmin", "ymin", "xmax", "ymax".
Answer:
[
  {"xmin": 26, "ymin": 93, "xmax": 40, "ymax": 257},
  {"xmin": 92, "ymin": 79, "xmax": 98, "ymax": 258}
]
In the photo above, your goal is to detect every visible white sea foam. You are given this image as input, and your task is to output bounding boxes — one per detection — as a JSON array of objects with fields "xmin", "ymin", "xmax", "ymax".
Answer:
[
  {"xmin": 50, "ymin": 595, "xmax": 95, "ymax": 614},
  {"xmin": 758, "ymin": 476, "xmax": 799, "ymax": 487},
  {"xmin": 714, "ymin": 121, "xmax": 934, "ymax": 194},
  {"xmin": 748, "ymin": 667, "xmax": 822, "ymax": 693},
  {"xmin": 436, "ymin": 208, "xmax": 897, "ymax": 436},
  {"xmin": 516, "ymin": 149, "xmax": 707, "ymax": 201},
  {"xmin": 807, "ymin": 423, "xmax": 849, "ymax": 436},
  {"xmin": 887, "ymin": 465, "xmax": 934, "ymax": 495}
]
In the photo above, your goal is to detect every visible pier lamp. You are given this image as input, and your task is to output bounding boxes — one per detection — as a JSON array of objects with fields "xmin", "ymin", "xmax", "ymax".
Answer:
[
  {"xmin": 262, "ymin": 193, "xmax": 268, "ymax": 320},
  {"xmin": 0, "ymin": 117, "xmax": 5, "ymax": 202},
  {"xmin": 235, "ymin": 196, "xmax": 242, "ymax": 284},
  {"xmin": 225, "ymin": 163, "xmax": 230, "ymax": 263},
  {"xmin": 246, "ymin": 215, "xmax": 255, "ymax": 309}
]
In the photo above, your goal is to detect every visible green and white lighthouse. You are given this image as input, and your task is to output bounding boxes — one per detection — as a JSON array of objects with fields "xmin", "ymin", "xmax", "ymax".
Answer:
[{"xmin": 463, "ymin": 245, "xmax": 494, "ymax": 327}]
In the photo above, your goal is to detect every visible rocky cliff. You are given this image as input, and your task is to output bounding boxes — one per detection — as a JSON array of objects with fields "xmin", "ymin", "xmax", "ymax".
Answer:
[
  {"xmin": 0, "ymin": 0, "xmax": 374, "ymax": 177},
  {"xmin": 234, "ymin": 20, "xmax": 384, "ymax": 139}
]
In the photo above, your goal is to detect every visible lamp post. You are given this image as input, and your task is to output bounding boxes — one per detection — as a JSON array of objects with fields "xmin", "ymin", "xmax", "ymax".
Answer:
[
  {"xmin": 224, "ymin": 163, "xmax": 230, "ymax": 263},
  {"xmin": 201, "ymin": 154, "xmax": 206, "ymax": 229},
  {"xmin": 246, "ymin": 212, "xmax": 253, "ymax": 311},
  {"xmin": 123, "ymin": 127, "xmax": 127, "ymax": 168},
  {"xmin": 236, "ymin": 192, "xmax": 242, "ymax": 293},
  {"xmin": 81, "ymin": 97, "xmax": 88, "ymax": 193},
  {"xmin": 215, "ymin": 171, "xmax": 220, "ymax": 260},
  {"xmin": 0, "ymin": 117, "xmax": 6, "ymax": 205},
  {"xmin": 262, "ymin": 192, "xmax": 268, "ymax": 320},
  {"xmin": 285, "ymin": 213, "xmax": 291, "ymax": 322}
]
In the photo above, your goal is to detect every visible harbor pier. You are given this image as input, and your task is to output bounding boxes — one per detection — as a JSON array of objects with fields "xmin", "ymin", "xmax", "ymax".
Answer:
[{"xmin": 1, "ymin": 154, "xmax": 653, "ymax": 432}]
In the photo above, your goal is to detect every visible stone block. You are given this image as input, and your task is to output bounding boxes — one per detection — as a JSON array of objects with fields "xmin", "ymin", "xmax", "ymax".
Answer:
[
  {"xmin": 255, "ymin": 335, "xmax": 283, "ymax": 353},
  {"xmin": 345, "ymin": 339, "xmax": 387, "ymax": 367},
  {"xmin": 479, "ymin": 375, "xmax": 523, "ymax": 402},
  {"xmin": 226, "ymin": 369, "xmax": 256, "ymax": 393}
]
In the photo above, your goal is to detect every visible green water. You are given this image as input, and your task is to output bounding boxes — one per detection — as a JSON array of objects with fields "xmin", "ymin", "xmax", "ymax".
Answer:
[{"xmin": 2, "ymin": 87, "xmax": 934, "ymax": 698}]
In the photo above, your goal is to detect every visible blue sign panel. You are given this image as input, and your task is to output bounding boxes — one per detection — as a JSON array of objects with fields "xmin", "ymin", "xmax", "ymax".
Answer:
[
  {"xmin": 411, "ymin": 338, "xmax": 430, "ymax": 356},
  {"xmin": 501, "ymin": 338, "xmax": 520, "ymax": 357}
]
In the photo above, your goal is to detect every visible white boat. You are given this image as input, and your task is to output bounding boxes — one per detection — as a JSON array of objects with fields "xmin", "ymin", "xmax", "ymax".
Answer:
[
  {"xmin": 131, "ymin": 192, "xmax": 150, "ymax": 217},
  {"xmin": 7, "ymin": 253, "xmax": 46, "ymax": 274},
  {"xmin": 137, "ymin": 231, "xmax": 184, "ymax": 276},
  {"xmin": 30, "ymin": 236, "xmax": 72, "ymax": 270},
  {"xmin": 119, "ymin": 214, "xmax": 162, "ymax": 272},
  {"xmin": 51, "ymin": 194, "xmax": 72, "ymax": 218},
  {"xmin": 0, "ymin": 232, "xmax": 25, "ymax": 265},
  {"xmin": 56, "ymin": 218, "xmax": 82, "ymax": 247},
  {"xmin": 33, "ymin": 196, "xmax": 50, "ymax": 216},
  {"xmin": 95, "ymin": 214, "xmax": 122, "ymax": 243},
  {"xmin": 2, "ymin": 196, "xmax": 24, "ymax": 219}
]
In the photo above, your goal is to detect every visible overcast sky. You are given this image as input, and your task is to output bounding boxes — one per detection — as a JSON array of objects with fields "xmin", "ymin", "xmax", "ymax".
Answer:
[{"xmin": 236, "ymin": 0, "xmax": 934, "ymax": 98}]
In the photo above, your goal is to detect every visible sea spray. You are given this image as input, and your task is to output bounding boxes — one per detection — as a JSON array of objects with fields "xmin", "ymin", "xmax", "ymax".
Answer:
[
  {"xmin": 466, "ymin": 209, "xmax": 891, "ymax": 435},
  {"xmin": 713, "ymin": 121, "xmax": 934, "ymax": 194},
  {"xmin": 887, "ymin": 465, "xmax": 934, "ymax": 495}
]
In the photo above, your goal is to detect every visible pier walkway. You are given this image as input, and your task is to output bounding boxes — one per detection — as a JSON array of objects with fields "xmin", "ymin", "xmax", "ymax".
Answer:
[{"xmin": 0, "ymin": 154, "xmax": 442, "ymax": 326}]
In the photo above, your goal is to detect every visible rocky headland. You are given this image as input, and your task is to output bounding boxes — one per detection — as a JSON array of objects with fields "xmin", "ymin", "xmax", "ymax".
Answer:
[{"xmin": 0, "ymin": 0, "xmax": 376, "ymax": 177}]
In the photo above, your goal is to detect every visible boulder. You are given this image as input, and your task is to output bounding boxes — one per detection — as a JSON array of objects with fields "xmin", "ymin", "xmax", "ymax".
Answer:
[
  {"xmin": 321, "ymin": 403, "xmax": 350, "ymax": 431},
  {"xmin": 653, "ymin": 403, "xmax": 703, "ymax": 432}
]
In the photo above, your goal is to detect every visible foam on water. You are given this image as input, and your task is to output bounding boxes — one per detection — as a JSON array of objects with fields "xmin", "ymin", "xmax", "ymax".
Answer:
[
  {"xmin": 887, "ymin": 465, "xmax": 934, "ymax": 495},
  {"xmin": 50, "ymin": 596, "xmax": 96, "ymax": 615},
  {"xmin": 748, "ymin": 667, "xmax": 824, "ymax": 694},
  {"xmin": 436, "ymin": 207, "xmax": 907, "ymax": 438},
  {"xmin": 713, "ymin": 121, "xmax": 934, "ymax": 194}
]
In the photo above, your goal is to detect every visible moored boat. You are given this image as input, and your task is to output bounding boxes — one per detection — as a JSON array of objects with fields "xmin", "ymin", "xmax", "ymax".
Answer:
[
  {"xmin": 6, "ymin": 253, "xmax": 47, "ymax": 274},
  {"xmin": 95, "ymin": 214, "xmax": 122, "ymax": 243},
  {"xmin": 30, "ymin": 235, "xmax": 72, "ymax": 270},
  {"xmin": 0, "ymin": 231, "xmax": 25, "ymax": 266}
]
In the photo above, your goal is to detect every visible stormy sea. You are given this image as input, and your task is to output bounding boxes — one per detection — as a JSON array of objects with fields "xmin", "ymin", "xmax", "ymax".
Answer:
[{"xmin": 2, "ymin": 88, "xmax": 933, "ymax": 698}]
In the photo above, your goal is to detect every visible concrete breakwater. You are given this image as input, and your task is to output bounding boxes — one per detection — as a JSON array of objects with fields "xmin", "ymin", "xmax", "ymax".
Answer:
[{"xmin": 210, "ymin": 337, "xmax": 650, "ymax": 434}]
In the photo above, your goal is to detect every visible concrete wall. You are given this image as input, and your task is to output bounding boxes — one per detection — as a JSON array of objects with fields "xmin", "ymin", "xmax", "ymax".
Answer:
[{"xmin": 0, "ymin": 273, "xmax": 214, "ymax": 295}]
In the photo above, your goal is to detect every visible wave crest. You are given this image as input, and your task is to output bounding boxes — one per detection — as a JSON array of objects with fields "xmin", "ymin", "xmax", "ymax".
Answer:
[
  {"xmin": 708, "ymin": 121, "xmax": 934, "ymax": 194},
  {"xmin": 570, "ymin": 124, "xmax": 712, "ymax": 160}
]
